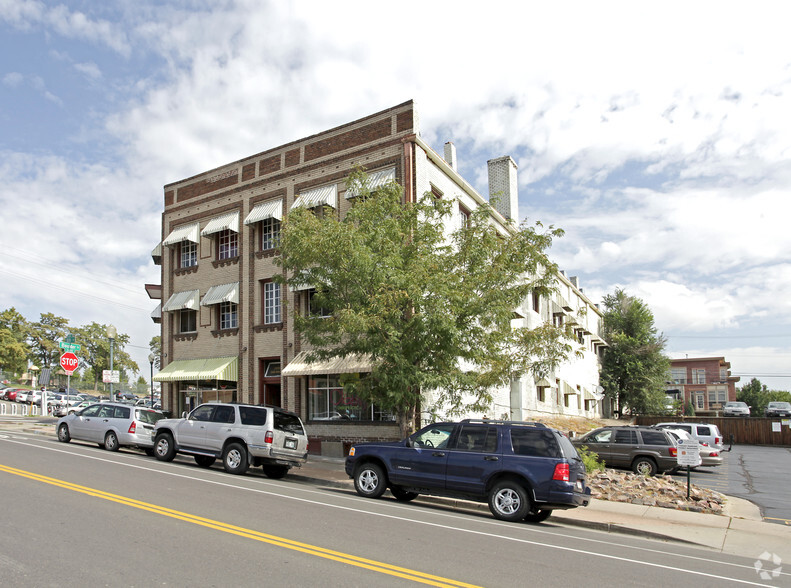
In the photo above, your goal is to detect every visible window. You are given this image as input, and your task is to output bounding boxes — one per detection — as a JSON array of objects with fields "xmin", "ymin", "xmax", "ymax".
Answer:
[
  {"xmin": 695, "ymin": 393, "xmax": 705, "ymax": 410},
  {"xmin": 212, "ymin": 405, "xmax": 236, "ymax": 423},
  {"xmin": 219, "ymin": 301, "xmax": 238, "ymax": 330},
  {"xmin": 307, "ymin": 375, "xmax": 393, "ymax": 421},
  {"xmin": 613, "ymin": 430, "xmax": 638, "ymax": 444},
  {"xmin": 532, "ymin": 292, "xmax": 540, "ymax": 313},
  {"xmin": 639, "ymin": 431, "xmax": 670, "ymax": 446},
  {"xmin": 309, "ymin": 289, "xmax": 331, "ymax": 318},
  {"xmin": 240, "ymin": 406, "xmax": 268, "ymax": 426},
  {"xmin": 264, "ymin": 282, "xmax": 281, "ymax": 324},
  {"xmin": 412, "ymin": 424, "xmax": 454, "ymax": 449},
  {"xmin": 456, "ymin": 425, "xmax": 498, "ymax": 452},
  {"xmin": 179, "ymin": 309, "xmax": 197, "ymax": 333},
  {"xmin": 190, "ymin": 405, "xmax": 214, "ymax": 421},
  {"xmin": 218, "ymin": 229, "xmax": 238, "ymax": 260},
  {"xmin": 264, "ymin": 361, "xmax": 281, "ymax": 377},
  {"xmin": 459, "ymin": 204, "xmax": 471, "ymax": 229},
  {"xmin": 261, "ymin": 217, "xmax": 280, "ymax": 250},
  {"xmin": 692, "ymin": 368, "xmax": 706, "ymax": 384},
  {"xmin": 180, "ymin": 241, "xmax": 197, "ymax": 268},
  {"xmin": 670, "ymin": 368, "xmax": 686, "ymax": 385},
  {"xmin": 510, "ymin": 429, "xmax": 560, "ymax": 458},
  {"xmin": 707, "ymin": 387, "xmax": 727, "ymax": 406}
]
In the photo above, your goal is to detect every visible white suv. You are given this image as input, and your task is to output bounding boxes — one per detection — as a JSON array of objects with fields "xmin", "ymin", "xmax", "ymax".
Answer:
[
  {"xmin": 655, "ymin": 422, "xmax": 723, "ymax": 450},
  {"xmin": 152, "ymin": 403, "xmax": 308, "ymax": 478}
]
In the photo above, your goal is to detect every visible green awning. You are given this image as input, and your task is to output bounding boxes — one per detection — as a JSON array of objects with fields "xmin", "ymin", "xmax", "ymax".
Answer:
[{"xmin": 153, "ymin": 356, "xmax": 238, "ymax": 383}]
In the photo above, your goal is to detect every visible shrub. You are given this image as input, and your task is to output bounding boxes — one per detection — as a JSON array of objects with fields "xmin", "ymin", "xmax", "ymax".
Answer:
[{"xmin": 577, "ymin": 445, "xmax": 605, "ymax": 473}]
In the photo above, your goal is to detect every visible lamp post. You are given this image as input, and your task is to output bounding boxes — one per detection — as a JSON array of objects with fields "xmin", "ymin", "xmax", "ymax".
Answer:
[
  {"xmin": 107, "ymin": 325, "xmax": 117, "ymax": 400},
  {"xmin": 148, "ymin": 353, "xmax": 156, "ymax": 408}
]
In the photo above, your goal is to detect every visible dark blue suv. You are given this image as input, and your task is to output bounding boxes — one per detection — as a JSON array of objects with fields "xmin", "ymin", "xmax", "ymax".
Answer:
[{"xmin": 344, "ymin": 419, "xmax": 591, "ymax": 522}]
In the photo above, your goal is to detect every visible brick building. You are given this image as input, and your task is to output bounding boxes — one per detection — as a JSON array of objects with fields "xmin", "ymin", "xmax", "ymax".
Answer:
[
  {"xmin": 149, "ymin": 101, "xmax": 606, "ymax": 454},
  {"xmin": 665, "ymin": 357, "xmax": 740, "ymax": 413}
]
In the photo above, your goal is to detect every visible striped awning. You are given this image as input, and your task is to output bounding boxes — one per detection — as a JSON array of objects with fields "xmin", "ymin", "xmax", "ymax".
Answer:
[
  {"xmin": 292, "ymin": 184, "xmax": 337, "ymax": 209},
  {"xmin": 161, "ymin": 289, "xmax": 200, "ymax": 312},
  {"xmin": 150, "ymin": 304, "xmax": 161, "ymax": 323},
  {"xmin": 151, "ymin": 242, "xmax": 162, "ymax": 263},
  {"xmin": 162, "ymin": 223, "xmax": 200, "ymax": 246},
  {"xmin": 345, "ymin": 167, "xmax": 396, "ymax": 199},
  {"xmin": 201, "ymin": 282, "xmax": 239, "ymax": 306},
  {"xmin": 201, "ymin": 212, "xmax": 239, "ymax": 236},
  {"xmin": 281, "ymin": 351, "xmax": 372, "ymax": 376},
  {"xmin": 153, "ymin": 356, "xmax": 238, "ymax": 383},
  {"xmin": 535, "ymin": 378, "xmax": 557, "ymax": 388},
  {"xmin": 244, "ymin": 199, "xmax": 283, "ymax": 224}
]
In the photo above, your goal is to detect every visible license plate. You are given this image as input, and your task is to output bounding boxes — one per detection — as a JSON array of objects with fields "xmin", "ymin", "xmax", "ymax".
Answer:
[
  {"xmin": 575, "ymin": 479, "xmax": 583, "ymax": 492},
  {"xmin": 285, "ymin": 438, "xmax": 297, "ymax": 449}
]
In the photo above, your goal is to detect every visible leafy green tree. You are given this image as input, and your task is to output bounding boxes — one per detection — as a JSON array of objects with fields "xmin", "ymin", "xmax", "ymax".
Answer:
[
  {"xmin": 0, "ymin": 307, "xmax": 31, "ymax": 376},
  {"xmin": 29, "ymin": 313, "xmax": 70, "ymax": 371},
  {"xmin": 600, "ymin": 289, "xmax": 669, "ymax": 415},
  {"xmin": 276, "ymin": 170, "xmax": 576, "ymax": 436},
  {"xmin": 74, "ymin": 322, "xmax": 139, "ymax": 391},
  {"xmin": 149, "ymin": 336, "xmax": 161, "ymax": 370}
]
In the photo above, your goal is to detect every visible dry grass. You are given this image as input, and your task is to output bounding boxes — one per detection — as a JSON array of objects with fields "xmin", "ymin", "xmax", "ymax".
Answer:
[{"xmin": 529, "ymin": 415, "xmax": 633, "ymax": 436}]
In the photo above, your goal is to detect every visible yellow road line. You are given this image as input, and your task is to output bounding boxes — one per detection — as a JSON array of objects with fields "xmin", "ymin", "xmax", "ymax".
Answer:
[{"xmin": 0, "ymin": 464, "xmax": 480, "ymax": 588}]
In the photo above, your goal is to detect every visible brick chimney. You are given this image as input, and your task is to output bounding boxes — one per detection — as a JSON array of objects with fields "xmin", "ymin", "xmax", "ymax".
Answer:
[
  {"xmin": 487, "ymin": 156, "xmax": 518, "ymax": 221},
  {"xmin": 444, "ymin": 142, "xmax": 457, "ymax": 171}
]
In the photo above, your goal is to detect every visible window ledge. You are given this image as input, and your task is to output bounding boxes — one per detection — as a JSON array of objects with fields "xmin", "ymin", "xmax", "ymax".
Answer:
[
  {"xmin": 212, "ymin": 256, "xmax": 239, "ymax": 269},
  {"xmin": 174, "ymin": 332, "xmax": 198, "ymax": 341},
  {"xmin": 254, "ymin": 249, "xmax": 279, "ymax": 260},
  {"xmin": 254, "ymin": 323, "xmax": 284, "ymax": 333},
  {"xmin": 174, "ymin": 266, "xmax": 198, "ymax": 276},
  {"xmin": 211, "ymin": 328, "xmax": 239, "ymax": 338}
]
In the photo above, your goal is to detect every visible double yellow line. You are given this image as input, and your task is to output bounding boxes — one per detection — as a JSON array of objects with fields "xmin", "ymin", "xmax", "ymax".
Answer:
[{"xmin": 0, "ymin": 464, "xmax": 479, "ymax": 587}]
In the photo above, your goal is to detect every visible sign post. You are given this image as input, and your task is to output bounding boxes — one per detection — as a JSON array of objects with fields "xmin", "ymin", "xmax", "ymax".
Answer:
[{"xmin": 676, "ymin": 439, "xmax": 702, "ymax": 499}]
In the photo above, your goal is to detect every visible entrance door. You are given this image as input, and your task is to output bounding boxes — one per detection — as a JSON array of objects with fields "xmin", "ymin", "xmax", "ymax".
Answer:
[{"xmin": 263, "ymin": 383, "xmax": 281, "ymax": 407}]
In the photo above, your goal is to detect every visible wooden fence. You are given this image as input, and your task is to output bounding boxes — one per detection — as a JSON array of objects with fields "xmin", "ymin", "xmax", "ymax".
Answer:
[{"xmin": 636, "ymin": 415, "xmax": 791, "ymax": 447}]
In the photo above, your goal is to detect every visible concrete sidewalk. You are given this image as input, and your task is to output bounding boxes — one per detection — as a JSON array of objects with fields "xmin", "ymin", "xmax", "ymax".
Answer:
[{"xmin": 6, "ymin": 418, "xmax": 791, "ymax": 561}]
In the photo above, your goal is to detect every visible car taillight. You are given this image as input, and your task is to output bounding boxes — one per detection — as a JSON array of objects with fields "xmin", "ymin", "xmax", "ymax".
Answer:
[
  {"xmin": 552, "ymin": 463, "xmax": 570, "ymax": 481},
  {"xmin": 265, "ymin": 431, "xmax": 274, "ymax": 444},
  {"xmin": 709, "ymin": 451, "xmax": 719, "ymax": 457},
  {"xmin": 669, "ymin": 446, "xmax": 677, "ymax": 457},
  {"xmin": 128, "ymin": 422, "xmax": 136, "ymax": 434},
  {"xmin": 715, "ymin": 437, "xmax": 721, "ymax": 445}
]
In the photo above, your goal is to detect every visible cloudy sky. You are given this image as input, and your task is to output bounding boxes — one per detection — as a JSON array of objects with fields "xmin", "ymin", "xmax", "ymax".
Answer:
[{"xmin": 1, "ymin": 1, "xmax": 790, "ymax": 391}]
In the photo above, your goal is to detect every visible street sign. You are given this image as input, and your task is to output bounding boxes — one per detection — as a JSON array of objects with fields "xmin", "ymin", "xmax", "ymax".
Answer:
[
  {"xmin": 59, "ymin": 342, "xmax": 81, "ymax": 352},
  {"xmin": 60, "ymin": 352, "xmax": 79, "ymax": 375},
  {"xmin": 676, "ymin": 439, "xmax": 701, "ymax": 467},
  {"xmin": 102, "ymin": 370, "xmax": 120, "ymax": 384}
]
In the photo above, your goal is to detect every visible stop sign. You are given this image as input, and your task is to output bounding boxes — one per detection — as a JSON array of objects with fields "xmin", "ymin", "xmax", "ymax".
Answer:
[{"xmin": 60, "ymin": 352, "xmax": 79, "ymax": 374}]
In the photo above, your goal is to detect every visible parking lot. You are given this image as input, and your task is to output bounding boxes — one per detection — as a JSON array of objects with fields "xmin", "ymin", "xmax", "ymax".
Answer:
[{"xmin": 668, "ymin": 443, "xmax": 791, "ymax": 525}]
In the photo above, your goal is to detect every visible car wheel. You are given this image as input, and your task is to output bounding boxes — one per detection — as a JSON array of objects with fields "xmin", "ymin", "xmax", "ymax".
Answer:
[
  {"xmin": 263, "ymin": 465, "xmax": 289, "ymax": 479},
  {"xmin": 154, "ymin": 433, "xmax": 176, "ymax": 462},
  {"xmin": 354, "ymin": 463, "xmax": 387, "ymax": 498},
  {"xmin": 390, "ymin": 485, "xmax": 419, "ymax": 502},
  {"xmin": 104, "ymin": 431, "xmax": 120, "ymax": 452},
  {"xmin": 524, "ymin": 509, "xmax": 552, "ymax": 523},
  {"xmin": 488, "ymin": 480, "xmax": 530, "ymax": 521},
  {"xmin": 632, "ymin": 457, "xmax": 658, "ymax": 476},
  {"xmin": 57, "ymin": 424, "xmax": 71, "ymax": 443},
  {"xmin": 222, "ymin": 443, "xmax": 249, "ymax": 475},
  {"xmin": 194, "ymin": 456, "xmax": 216, "ymax": 468}
]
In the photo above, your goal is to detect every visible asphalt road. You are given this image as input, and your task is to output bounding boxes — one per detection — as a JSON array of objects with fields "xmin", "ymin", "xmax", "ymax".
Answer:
[
  {"xmin": 0, "ymin": 428, "xmax": 780, "ymax": 587},
  {"xmin": 667, "ymin": 444, "xmax": 791, "ymax": 525}
]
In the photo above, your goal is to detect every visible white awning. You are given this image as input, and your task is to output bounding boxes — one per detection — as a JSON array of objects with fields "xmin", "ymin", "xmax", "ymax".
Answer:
[
  {"xmin": 281, "ymin": 351, "xmax": 373, "ymax": 376},
  {"xmin": 201, "ymin": 212, "xmax": 239, "ymax": 236},
  {"xmin": 201, "ymin": 282, "xmax": 239, "ymax": 306},
  {"xmin": 535, "ymin": 378, "xmax": 557, "ymax": 388},
  {"xmin": 150, "ymin": 304, "xmax": 161, "ymax": 323},
  {"xmin": 345, "ymin": 167, "xmax": 396, "ymax": 198},
  {"xmin": 244, "ymin": 199, "xmax": 283, "ymax": 224},
  {"xmin": 162, "ymin": 223, "xmax": 200, "ymax": 246},
  {"xmin": 151, "ymin": 242, "xmax": 162, "ymax": 263},
  {"xmin": 162, "ymin": 290, "xmax": 200, "ymax": 312},
  {"xmin": 292, "ymin": 184, "xmax": 337, "ymax": 209}
]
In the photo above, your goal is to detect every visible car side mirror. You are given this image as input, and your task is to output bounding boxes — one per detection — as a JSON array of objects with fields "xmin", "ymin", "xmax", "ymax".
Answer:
[{"xmin": 181, "ymin": 411, "xmax": 187, "ymax": 418}]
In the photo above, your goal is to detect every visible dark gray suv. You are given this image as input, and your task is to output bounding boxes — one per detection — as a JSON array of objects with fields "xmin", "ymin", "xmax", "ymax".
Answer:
[
  {"xmin": 573, "ymin": 426, "xmax": 678, "ymax": 476},
  {"xmin": 345, "ymin": 419, "xmax": 591, "ymax": 523}
]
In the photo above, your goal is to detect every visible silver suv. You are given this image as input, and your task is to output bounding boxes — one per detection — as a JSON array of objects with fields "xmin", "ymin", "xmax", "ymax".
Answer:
[{"xmin": 152, "ymin": 403, "xmax": 308, "ymax": 478}]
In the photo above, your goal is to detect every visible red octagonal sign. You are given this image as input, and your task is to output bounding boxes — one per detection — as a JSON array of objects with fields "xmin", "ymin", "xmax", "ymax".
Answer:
[{"xmin": 60, "ymin": 352, "xmax": 79, "ymax": 374}]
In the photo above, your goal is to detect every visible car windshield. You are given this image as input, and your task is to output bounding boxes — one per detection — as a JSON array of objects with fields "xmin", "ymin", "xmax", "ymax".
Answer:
[
  {"xmin": 135, "ymin": 409, "xmax": 165, "ymax": 424},
  {"xmin": 274, "ymin": 411, "xmax": 305, "ymax": 435}
]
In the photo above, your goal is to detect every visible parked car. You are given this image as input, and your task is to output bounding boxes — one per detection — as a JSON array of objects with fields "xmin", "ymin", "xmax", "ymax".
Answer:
[
  {"xmin": 654, "ymin": 422, "xmax": 723, "ymax": 450},
  {"xmin": 764, "ymin": 401, "xmax": 791, "ymax": 418},
  {"xmin": 722, "ymin": 401, "xmax": 750, "ymax": 417},
  {"xmin": 152, "ymin": 402, "xmax": 309, "ymax": 479},
  {"xmin": 0, "ymin": 387, "xmax": 15, "ymax": 401},
  {"xmin": 345, "ymin": 419, "xmax": 591, "ymax": 522},
  {"xmin": 56, "ymin": 402, "xmax": 165, "ymax": 452},
  {"xmin": 15, "ymin": 390, "xmax": 31, "ymax": 403},
  {"xmin": 573, "ymin": 425, "xmax": 678, "ymax": 476},
  {"xmin": 663, "ymin": 429, "xmax": 723, "ymax": 467},
  {"xmin": 54, "ymin": 394, "xmax": 85, "ymax": 407},
  {"xmin": 4, "ymin": 388, "xmax": 20, "ymax": 402},
  {"xmin": 54, "ymin": 401, "xmax": 93, "ymax": 417}
]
